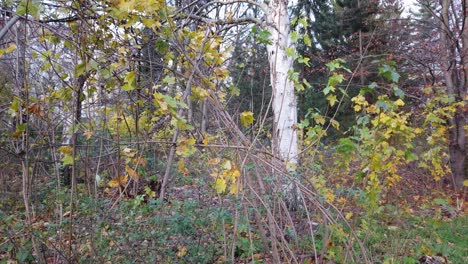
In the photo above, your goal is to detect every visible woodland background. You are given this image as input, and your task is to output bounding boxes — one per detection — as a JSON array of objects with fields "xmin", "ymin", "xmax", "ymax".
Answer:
[{"xmin": 0, "ymin": 0, "xmax": 466, "ymax": 263}]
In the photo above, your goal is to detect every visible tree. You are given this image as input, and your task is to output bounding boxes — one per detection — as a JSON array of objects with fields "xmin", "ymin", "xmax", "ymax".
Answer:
[
  {"xmin": 437, "ymin": 0, "xmax": 467, "ymax": 189},
  {"xmin": 265, "ymin": 0, "xmax": 298, "ymax": 171},
  {"xmin": 410, "ymin": 0, "xmax": 467, "ymax": 189}
]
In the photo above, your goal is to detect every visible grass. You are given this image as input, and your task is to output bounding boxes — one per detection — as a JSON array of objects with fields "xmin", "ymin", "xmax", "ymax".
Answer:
[{"xmin": 364, "ymin": 212, "xmax": 467, "ymax": 263}]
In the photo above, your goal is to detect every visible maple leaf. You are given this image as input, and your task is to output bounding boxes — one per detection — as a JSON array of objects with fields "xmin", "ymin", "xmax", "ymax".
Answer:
[
  {"xmin": 84, "ymin": 129, "xmax": 93, "ymax": 140},
  {"xmin": 58, "ymin": 146, "xmax": 73, "ymax": 155},
  {"xmin": 125, "ymin": 165, "xmax": 139, "ymax": 179},
  {"xmin": 394, "ymin": 99, "xmax": 405, "ymax": 106},
  {"xmin": 108, "ymin": 175, "xmax": 128, "ymax": 188},
  {"xmin": 208, "ymin": 158, "xmax": 220, "ymax": 165},
  {"xmin": 214, "ymin": 178, "xmax": 227, "ymax": 194},
  {"xmin": 240, "ymin": 111, "xmax": 254, "ymax": 127},
  {"xmin": 327, "ymin": 94, "xmax": 338, "ymax": 107}
]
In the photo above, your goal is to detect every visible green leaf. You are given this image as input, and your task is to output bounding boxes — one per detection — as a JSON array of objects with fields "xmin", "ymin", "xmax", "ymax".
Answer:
[
  {"xmin": 162, "ymin": 76, "xmax": 175, "ymax": 85},
  {"xmin": 298, "ymin": 17, "xmax": 308, "ymax": 27},
  {"xmin": 376, "ymin": 100, "xmax": 390, "ymax": 111},
  {"xmin": 75, "ymin": 62, "xmax": 87, "ymax": 77},
  {"xmin": 17, "ymin": 246, "xmax": 34, "ymax": 262},
  {"xmin": 240, "ymin": 111, "xmax": 254, "ymax": 127},
  {"xmin": 285, "ymin": 47, "xmax": 296, "ymax": 58},
  {"xmin": 303, "ymin": 34, "xmax": 312, "ymax": 47},
  {"xmin": 122, "ymin": 71, "xmax": 136, "ymax": 91},
  {"xmin": 379, "ymin": 64, "xmax": 400, "ymax": 83},
  {"xmin": 393, "ymin": 87, "xmax": 405, "ymax": 98},
  {"xmin": 229, "ymin": 85, "xmax": 240, "ymax": 96},
  {"xmin": 290, "ymin": 31, "xmax": 300, "ymax": 43},
  {"xmin": 62, "ymin": 155, "xmax": 74, "ymax": 166},
  {"xmin": 404, "ymin": 151, "xmax": 418, "ymax": 162},
  {"xmin": 155, "ymin": 39, "xmax": 169, "ymax": 54},
  {"xmin": 328, "ymin": 73, "xmax": 344, "ymax": 87},
  {"xmin": 336, "ymin": 138, "xmax": 357, "ymax": 154},
  {"xmin": 298, "ymin": 56, "xmax": 310, "ymax": 66},
  {"xmin": 17, "ymin": 0, "xmax": 41, "ymax": 18},
  {"xmin": 303, "ymin": 79, "xmax": 311, "ymax": 89},
  {"xmin": 323, "ymin": 85, "xmax": 334, "ymax": 95},
  {"xmin": 10, "ymin": 96, "xmax": 20, "ymax": 113},
  {"xmin": 256, "ymin": 29, "xmax": 272, "ymax": 45}
]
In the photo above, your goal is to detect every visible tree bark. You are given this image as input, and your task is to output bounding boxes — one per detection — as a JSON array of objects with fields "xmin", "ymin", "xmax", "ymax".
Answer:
[
  {"xmin": 266, "ymin": 0, "xmax": 299, "ymax": 195},
  {"xmin": 439, "ymin": 0, "xmax": 467, "ymax": 190}
]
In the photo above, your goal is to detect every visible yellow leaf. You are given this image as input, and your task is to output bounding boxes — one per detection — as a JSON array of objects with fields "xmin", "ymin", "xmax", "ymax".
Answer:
[
  {"xmin": 327, "ymin": 94, "xmax": 338, "ymax": 106},
  {"xmin": 134, "ymin": 157, "xmax": 147, "ymax": 166},
  {"xmin": 330, "ymin": 119, "xmax": 340, "ymax": 130},
  {"xmin": 208, "ymin": 158, "xmax": 220, "ymax": 165},
  {"xmin": 229, "ymin": 181, "xmax": 238, "ymax": 194},
  {"xmin": 176, "ymin": 246, "xmax": 187, "ymax": 258},
  {"xmin": 125, "ymin": 165, "xmax": 139, "ymax": 179},
  {"xmin": 394, "ymin": 99, "xmax": 405, "ymax": 106},
  {"xmin": 231, "ymin": 168, "xmax": 241, "ymax": 178},
  {"xmin": 325, "ymin": 191, "xmax": 335, "ymax": 203},
  {"xmin": 176, "ymin": 137, "xmax": 196, "ymax": 157},
  {"xmin": 354, "ymin": 105, "xmax": 362, "ymax": 112},
  {"xmin": 108, "ymin": 179, "xmax": 120, "ymax": 188},
  {"xmin": 240, "ymin": 111, "xmax": 254, "ymax": 127},
  {"xmin": 214, "ymin": 178, "xmax": 227, "ymax": 194},
  {"xmin": 84, "ymin": 129, "xmax": 93, "ymax": 140},
  {"xmin": 315, "ymin": 115, "xmax": 326, "ymax": 125},
  {"xmin": 144, "ymin": 186, "xmax": 156, "ymax": 198},
  {"xmin": 177, "ymin": 160, "xmax": 185, "ymax": 171},
  {"xmin": 58, "ymin": 146, "xmax": 73, "ymax": 155},
  {"xmin": 108, "ymin": 175, "xmax": 128, "ymax": 188},
  {"xmin": 463, "ymin": 180, "xmax": 468, "ymax": 187},
  {"xmin": 345, "ymin": 212, "xmax": 353, "ymax": 220},
  {"xmin": 6, "ymin": 43, "xmax": 17, "ymax": 53}
]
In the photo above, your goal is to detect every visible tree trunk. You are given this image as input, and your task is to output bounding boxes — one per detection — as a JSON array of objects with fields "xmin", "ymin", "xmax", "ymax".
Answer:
[
  {"xmin": 266, "ymin": 0, "xmax": 299, "ymax": 189},
  {"xmin": 440, "ymin": 0, "xmax": 467, "ymax": 190}
]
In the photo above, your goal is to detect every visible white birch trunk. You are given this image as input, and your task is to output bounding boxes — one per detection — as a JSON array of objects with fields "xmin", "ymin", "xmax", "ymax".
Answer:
[
  {"xmin": 266, "ymin": 0, "xmax": 298, "ymax": 169},
  {"xmin": 266, "ymin": 0, "xmax": 299, "ymax": 203}
]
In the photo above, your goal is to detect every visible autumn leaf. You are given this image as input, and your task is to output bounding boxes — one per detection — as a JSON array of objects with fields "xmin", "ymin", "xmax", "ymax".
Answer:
[
  {"xmin": 122, "ymin": 147, "xmax": 136, "ymax": 158},
  {"xmin": 27, "ymin": 103, "xmax": 44, "ymax": 118},
  {"xmin": 394, "ymin": 99, "xmax": 405, "ymax": 106},
  {"xmin": 330, "ymin": 119, "xmax": 340, "ymax": 130},
  {"xmin": 125, "ymin": 165, "xmax": 139, "ymax": 179},
  {"xmin": 176, "ymin": 137, "xmax": 196, "ymax": 157},
  {"xmin": 108, "ymin": 175, "xmax": 128, "ymax": 188},
  {"xmin": 214, "ymin": 178, "xmax": 227, "ymax": 194},
  {"xmin": 315, "ymin": 115, "xmax": 326, "ymax": 125},
  {"xmin": 134, "ymin": 157, "xmax": 147, "ymax": 166},
  {"xmin": 325, "ymin": 191, "xmax": 335, "ymax": 203},
  {"xmin": 58, "ymin": 146, "xmax": 73, "ymax": 155},
  {"xmin": 176, "ymin": 246, "xmax": 187, "ymax": 258},
  {"xmin": 61, "ymin": 155, "xmax": 74, "ymax": 166},
  {"xmin": 208, "ymin": 158, "xmax": 220, "ymax": 165},
  {"xmin": 144, "ymin": 186, "xmax": 156, "ymax": 198},
  {"xmin": 222, "ymin": 160, "xmax": 232, "ymax": 170},
  {"xmin": 229, "ymin": 181, "xmax": 238, "ymax": 194},
  {"xmin": 240, "ymin": 111, "xmax": 254, "ymax": 127},
  {"xmin": 177, "ymin": 160, "xmax": 189, "ymax": 176},
  {"xmin": 327, "ymin": 94, "xmax": 338, "ymax": 107},
  {"xmin": 84, "ymin": 129, "xmax": 93, "ymax": 140}
]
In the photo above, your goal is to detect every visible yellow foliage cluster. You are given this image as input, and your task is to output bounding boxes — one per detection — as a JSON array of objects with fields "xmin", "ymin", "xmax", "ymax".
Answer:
[{"xmin": 209, "ymin": 159, "xmax": 241, "ymax": 195}]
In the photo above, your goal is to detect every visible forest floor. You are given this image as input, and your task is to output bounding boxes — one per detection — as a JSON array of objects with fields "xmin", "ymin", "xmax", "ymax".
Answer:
[{"xmin": 0, "ymin": 163, "xmax": 466, "ymax": 263}]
